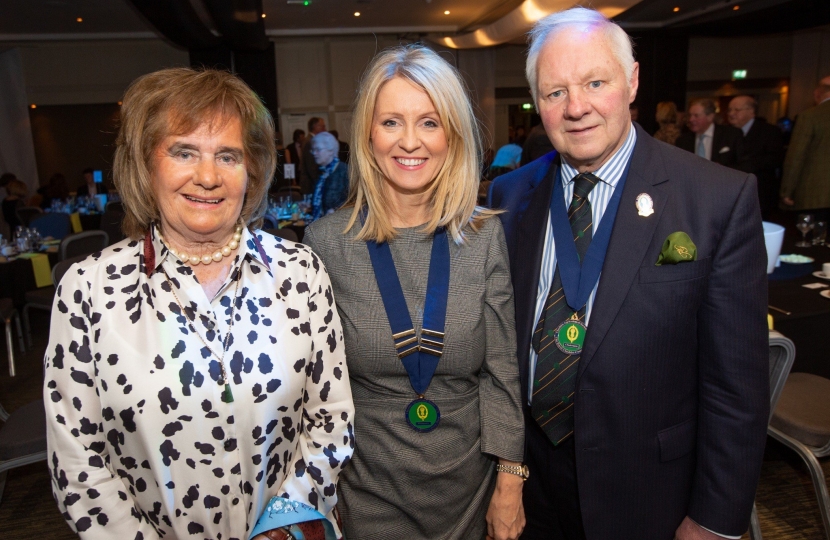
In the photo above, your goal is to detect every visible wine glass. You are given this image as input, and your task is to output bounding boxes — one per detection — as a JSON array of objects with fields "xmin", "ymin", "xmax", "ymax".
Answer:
[{"xmin": 796, "ymin": 213, "xmax": 814, "ymax": 247}]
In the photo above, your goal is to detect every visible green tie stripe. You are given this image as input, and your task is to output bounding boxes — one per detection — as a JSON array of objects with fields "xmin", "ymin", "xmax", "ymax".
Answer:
[{"xmin": 531, "ymin": 171, "xmax": 599, "ymax": 446}]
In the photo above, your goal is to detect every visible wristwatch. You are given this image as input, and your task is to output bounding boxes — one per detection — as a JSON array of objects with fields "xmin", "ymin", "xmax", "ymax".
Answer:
[{"xmin": 495, "ymin": 463, "xmax": 530, "ymax": 481}]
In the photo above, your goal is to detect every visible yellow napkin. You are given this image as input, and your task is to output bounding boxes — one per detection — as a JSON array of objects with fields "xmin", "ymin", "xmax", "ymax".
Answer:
[
  {"xmin": 18, "ymin": 253, "xmax": 53, "ymax": 287},
  {"xmin": 70, "ymin": 213, "xmax": 83, "ymax": 233}
]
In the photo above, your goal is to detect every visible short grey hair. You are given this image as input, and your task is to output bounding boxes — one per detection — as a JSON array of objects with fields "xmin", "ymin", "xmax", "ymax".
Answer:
[
  {"xmin": 526, "ymin": 6, "xmax": 636, "ymax": 105},
  {"xmin": 311, "ymin": 131, "xmax": 339, "ymax": 153}
]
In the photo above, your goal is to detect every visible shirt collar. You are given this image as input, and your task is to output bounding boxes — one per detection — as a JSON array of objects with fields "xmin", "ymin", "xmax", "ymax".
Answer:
[
  {"xmin": 702, "ymin": 122, "xmax": 715, "ymax": 139},
  {"xmin": 560, "ymin": 122, "xmax": 637, "ymax": 189},
  {"xmin": 143, "ymin": 224, "xmax": 269, "ymax": 277},
  {"xmin": 741, "ymin": 117, "xmax": 755, "ymax": 136}
]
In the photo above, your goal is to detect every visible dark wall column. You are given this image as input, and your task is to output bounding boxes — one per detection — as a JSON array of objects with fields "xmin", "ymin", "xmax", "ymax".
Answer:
[{"xmin": 629, "ymin": 31, "xmax": 689, "ymax": 135}]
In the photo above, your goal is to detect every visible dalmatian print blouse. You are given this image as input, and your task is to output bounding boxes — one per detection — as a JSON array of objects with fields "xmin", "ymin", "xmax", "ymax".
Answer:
[{"xmin": 43, "ymin": 226, "xmax": 355, "ymax": 539}]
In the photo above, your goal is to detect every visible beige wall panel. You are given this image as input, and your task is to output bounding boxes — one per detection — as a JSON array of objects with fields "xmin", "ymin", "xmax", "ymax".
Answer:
[
  {"xmin": 274, "ymin": 41, "xmax": 329, "ymax": 109},
  {"xmin": 330, "ymin": 39, "xmax": 378, "ymax": 107}
]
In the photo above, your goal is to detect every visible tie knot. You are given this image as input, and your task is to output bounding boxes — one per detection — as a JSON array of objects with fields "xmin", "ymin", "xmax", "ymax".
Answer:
[{"xmin": 572, "ymin": 173, "xmax": 600, "ymax": 199}]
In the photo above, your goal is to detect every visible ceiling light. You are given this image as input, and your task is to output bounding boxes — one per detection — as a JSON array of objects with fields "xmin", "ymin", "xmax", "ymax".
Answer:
[
  {"xmin": 30, "ymin": 104, "xmax": 36, "ymax": 109},
  {"xmin": 118, "ymin": 101, "xmax": 123, "ymax": 106},
  {"xmin": 261, "ymin": 13, "xmax": 266, "ymax": 18},
  {"xmin": 354, "ymin": 11, "xmax": 360, "ymax": 16},
  {"xmin": 733, "ymin": 4, "xmax": 740, "ymax": 10},
  {"xmin": 76, "ymin": 17, "xmax": 83, "ymax": 22},
  {"xmin": 444, "ymin": 10, "xmax": 450, "ymax": 15},
  {"xmin": 672, "ymin": 7, "xmax": 679, "ymax": 12}
]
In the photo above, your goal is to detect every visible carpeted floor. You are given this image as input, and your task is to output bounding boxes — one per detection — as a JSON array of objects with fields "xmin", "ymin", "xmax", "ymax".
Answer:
[{"xmin": 1, "ymin": 310, "xmax": 828, "ymax": 539}]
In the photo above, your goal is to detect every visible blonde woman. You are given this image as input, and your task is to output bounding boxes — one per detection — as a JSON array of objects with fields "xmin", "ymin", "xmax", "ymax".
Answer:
[
  {"xmin": 654, "ymin": 101, "xmax": 682, "ymax": 145},
  {"xmin": 304, "ymin": 45, "xmax": 526, "ymax": 540}
]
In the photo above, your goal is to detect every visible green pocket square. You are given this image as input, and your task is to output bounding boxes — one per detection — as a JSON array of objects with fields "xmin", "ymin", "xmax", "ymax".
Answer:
[{"xmin": 655, "ymin": 232, "xmax": 697, "ymax": 266}]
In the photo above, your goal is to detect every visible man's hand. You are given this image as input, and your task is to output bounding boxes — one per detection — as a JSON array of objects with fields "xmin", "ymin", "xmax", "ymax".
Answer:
[
  {"xmin": 782, "ymin": 197, "xmax": 795, "ymax": 206},
  {"xmin": 485, "ymin": 467, "xmax": 525, "ymax": 540},
  {"xmin": 675, "ymin": 516, "xmax": 726, "ymax": 540}
]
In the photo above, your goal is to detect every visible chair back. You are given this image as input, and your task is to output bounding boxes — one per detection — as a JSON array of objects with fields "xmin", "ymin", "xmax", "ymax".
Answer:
[
  {"xmin": 15, "ymin": 206, "xmax": 43, "ymax": 227},
  {"xmin": 769, "ymin": 330, "xmax": 796, "ymax": 422},
  {"xmin": 29, "ymin": 212, "xmax": 71, "ymax": 239},
  {"xmin": 264, "ymin": 228, "xmax": 299, "ymax": 243},
  {"xmin": 52, "ymin": 254, "xmax": 89, "ymax": 286},
  {"xmin": 262, "ymin": 214, "xmax": 278, "ymax": 229},
  {"xmin": 60, "ymin": 230, "xmax": 109, "ymax": 260},
  {"xmin": 104, "ymin": 201, "xmax": 123, "ymax": 213}
]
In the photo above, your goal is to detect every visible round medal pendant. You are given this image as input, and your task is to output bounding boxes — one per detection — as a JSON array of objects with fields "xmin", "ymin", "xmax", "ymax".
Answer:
[
  {"xmin": 554, "ymin": 319, "xmax": 586, "ymax": 355},
  {"xmin": 405, "ymin": 398, "xmax": 440, "ymax": 432}
]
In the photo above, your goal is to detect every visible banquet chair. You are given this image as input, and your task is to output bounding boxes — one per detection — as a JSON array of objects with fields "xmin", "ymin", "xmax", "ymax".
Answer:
[
  {"xmin": 262, "ymin": 214, "xmax": 278, "ymax": 230},
  {"xmin": 0, "ymin": 396, "xmax": 47, "ymax": 505},
  {"xmin": 748, "ymin": 331, "xmax": 797, "ymax": 540},
  {"xmin": 28, "ymin": 212, "xmax": 71, "ymax": 240},
  {"xmin": 265, "ymin": 228, "xmax": 299, "ymax": 243},
  {"xmin": 22, "ymin": 254, "xmax": 89, "ymax": 348},
  {"xmin": 100, "ymin": 204, "xmax": 125, "ymax": 246},
  {"xmin": 0, "ymin": 299, "xmax": 25, "ymax": 377},
  {"xmin": 60, "ymin": 230, "xmax": 108, "ymax": 260},
  {"xmin": 14, "ymin": 206, "xmax": 42, "ymax": 227}
]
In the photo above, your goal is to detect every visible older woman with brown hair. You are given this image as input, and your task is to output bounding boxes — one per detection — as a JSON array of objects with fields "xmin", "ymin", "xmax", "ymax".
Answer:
[
  {"xmin": 304, "ymin": 45, "xmax": 525, "ymax": 540},
  {"xmin": 44, "ymin": 67, "xmax": 354, "ymax": 540}
]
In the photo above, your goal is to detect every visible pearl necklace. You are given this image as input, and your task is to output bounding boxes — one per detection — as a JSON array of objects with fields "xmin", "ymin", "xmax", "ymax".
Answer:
[{"xmin": 157, "ymin": 224, "xmax": 244, "ymax": 266}]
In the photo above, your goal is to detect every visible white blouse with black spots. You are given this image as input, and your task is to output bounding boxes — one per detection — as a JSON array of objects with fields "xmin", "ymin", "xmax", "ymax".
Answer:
[{"xmin": 43, "ymin": 226, "xmax": 354, "ymax": 540}]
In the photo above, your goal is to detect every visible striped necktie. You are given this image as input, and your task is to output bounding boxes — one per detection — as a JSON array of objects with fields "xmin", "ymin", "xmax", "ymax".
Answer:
[{"xmin": 531, "ymin": 172, "xmax": 599, "ymax": 446}]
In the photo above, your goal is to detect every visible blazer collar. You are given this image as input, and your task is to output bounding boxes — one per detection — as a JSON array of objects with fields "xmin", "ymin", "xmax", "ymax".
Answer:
[{"xmin": 578, "ymin": 124, "xmax": 670, "ymax": 377}]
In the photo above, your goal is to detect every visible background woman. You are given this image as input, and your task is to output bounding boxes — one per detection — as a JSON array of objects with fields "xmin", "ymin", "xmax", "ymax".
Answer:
[
  {"xmin": 2, "ymin": 178, "xmax": 28, "ymax": 229},
  {"xmin": 44, "ymin": 67, "xmax": 354, "ymax": 539},
  {"xmin": 304, "ymin": 45, "xmax": 525, "ymax": 540},
  {"xmin": 654, "ymin": 101, "xmax": 681, "ymax": 145},
  {"xmin": 309, "ymin": 131, "xmax": 349, "ymax": 220}
]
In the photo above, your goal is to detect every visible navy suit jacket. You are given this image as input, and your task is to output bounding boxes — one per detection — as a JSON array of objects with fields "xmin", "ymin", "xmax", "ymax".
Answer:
[{"xmin": 489, "ymin": 124, "xmax": 769, "ymax": 539}]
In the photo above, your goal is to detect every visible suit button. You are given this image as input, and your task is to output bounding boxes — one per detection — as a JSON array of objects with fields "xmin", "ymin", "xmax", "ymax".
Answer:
[
  {"xmin": 224, "ymin": 438, "xmax": 237, "ymax": 451},
  {"xmin": 232, "ymin": 498, "xmax": 239, "ymax": 505}
]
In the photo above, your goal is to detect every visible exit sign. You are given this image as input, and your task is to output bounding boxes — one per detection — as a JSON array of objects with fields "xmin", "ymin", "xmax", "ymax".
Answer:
[{"xmin": 732, "ymin": 69, "xmax": 747, "ymax": 80}]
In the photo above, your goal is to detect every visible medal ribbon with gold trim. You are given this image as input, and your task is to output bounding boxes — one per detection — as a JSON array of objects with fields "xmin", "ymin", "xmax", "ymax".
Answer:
[{"xmin": 366, "ymin": 227, "xmax": 449, "ymax": 433}]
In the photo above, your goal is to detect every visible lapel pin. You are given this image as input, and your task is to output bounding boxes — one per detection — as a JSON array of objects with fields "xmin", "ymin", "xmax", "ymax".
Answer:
[{"xmin": 636, "ymin": 193, "xmax": 654, "ymax": 217}]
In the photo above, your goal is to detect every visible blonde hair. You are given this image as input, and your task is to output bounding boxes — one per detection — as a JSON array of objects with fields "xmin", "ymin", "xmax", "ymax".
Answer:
[
  {"xmin": 345, "ymin": 44, "xmax": 493, "ymax": 244},
  {"xmin": 6, "ymin": 179, "xmax": 27, "ymax": 198},
  {"xmin": 113, "ymin": 67, "xmax": 276, "ymax": 239},
  {"xmin": 655, "ymin": 101, "xmax": 678, "ymax": 126}
]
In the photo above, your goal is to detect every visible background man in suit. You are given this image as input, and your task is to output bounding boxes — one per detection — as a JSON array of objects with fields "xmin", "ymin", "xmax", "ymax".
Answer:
[
  {"xmin": 728, "ymin": 95, "xmax": 784, "ymax": 218},
  {"xmin": 299, "ymin": 116, "xmax": 326, "ymax": 193},
  {"xmin": 677, "ymin": 98, "xmax": 742, "ymax": 168},
  {"xmin": 489, "ymin": 7, "xmax": 768, "ymax": 540},
  {"xmin": 781, "ymin": 75, "xmax": 830, "ymax": 220}
]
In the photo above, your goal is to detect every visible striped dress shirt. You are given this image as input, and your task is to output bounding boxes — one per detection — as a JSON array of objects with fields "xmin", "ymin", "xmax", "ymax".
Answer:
[{"xmin": 528, "ymin": 124, "xmax": 637, "ymax": 403}]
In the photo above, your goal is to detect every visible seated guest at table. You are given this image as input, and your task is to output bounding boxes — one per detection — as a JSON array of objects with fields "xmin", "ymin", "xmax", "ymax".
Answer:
[
  {"xmin": 44, "ymin": 67, "xmax": 355, "ymax": 540},
  {"xmin": 653, "ymin": 101, "xmax": 681, "ymax": 145},
  {"xmin": 2, "ymin": 179, "xmax": 27, "ymax": 229},
  {"xmin": 304, "ymin": 44, "xmax": 526, "ymax": 540},
  {"xmin": 310, "ymin": 131, "xmax": 348, "ymax": 220},
  {"xmin": 75, "ymin": 167, "xmax": 98, "ymax": 197},
  {"xmin": 38, "ymin": 173, "xmax": 70, "ymax": 209}
]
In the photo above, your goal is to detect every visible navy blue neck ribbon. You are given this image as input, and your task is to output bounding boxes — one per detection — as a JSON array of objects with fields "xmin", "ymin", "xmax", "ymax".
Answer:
[
  {"xmin": 366, "ymin": 228, "xmax": 450, "ymax": 396},
  {"xmin": 550, "ymin": 154, "xmax": 633, "ymax": 312}
]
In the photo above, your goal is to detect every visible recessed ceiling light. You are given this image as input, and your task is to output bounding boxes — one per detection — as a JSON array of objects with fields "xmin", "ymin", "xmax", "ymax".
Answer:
[
  {"xmin": 733, "ymin": 4, "xmax": 740, "ymax": 10},
  {"xmin": 118, "ymin": 101, "xmax": 122, "ymax": 106},
  {"xmin": 76, "ymin": 17, "xmax": 83, "ymax": 22},
  {"xmin": 444, "ymin": 10, "xmax": 450, "ymax": 15},
  {"xmin": 261, "ymin": 13, "xmax": 266, "ymax": 18},
  {"xmin": 354, "ymin": 11, "xmax": 360, "ymax": 16},
  {"xmin": 30, "ymin": 104, "xmax": 36, "ymax": 109},
  {"xmin": 672, "ymin": 7, "xmax": 679, "ymax": 12}
]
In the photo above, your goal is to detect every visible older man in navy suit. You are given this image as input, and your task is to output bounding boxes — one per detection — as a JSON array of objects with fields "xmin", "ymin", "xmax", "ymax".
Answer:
[{"xmin": 489, "ymin": 7, "xmax": 768, "ymax": 540}]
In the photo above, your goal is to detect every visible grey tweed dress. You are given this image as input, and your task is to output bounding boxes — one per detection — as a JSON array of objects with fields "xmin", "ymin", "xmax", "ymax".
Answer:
[{"xmin": 304, "ymin": 209, "xmax": 524, "ymax": 540}]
